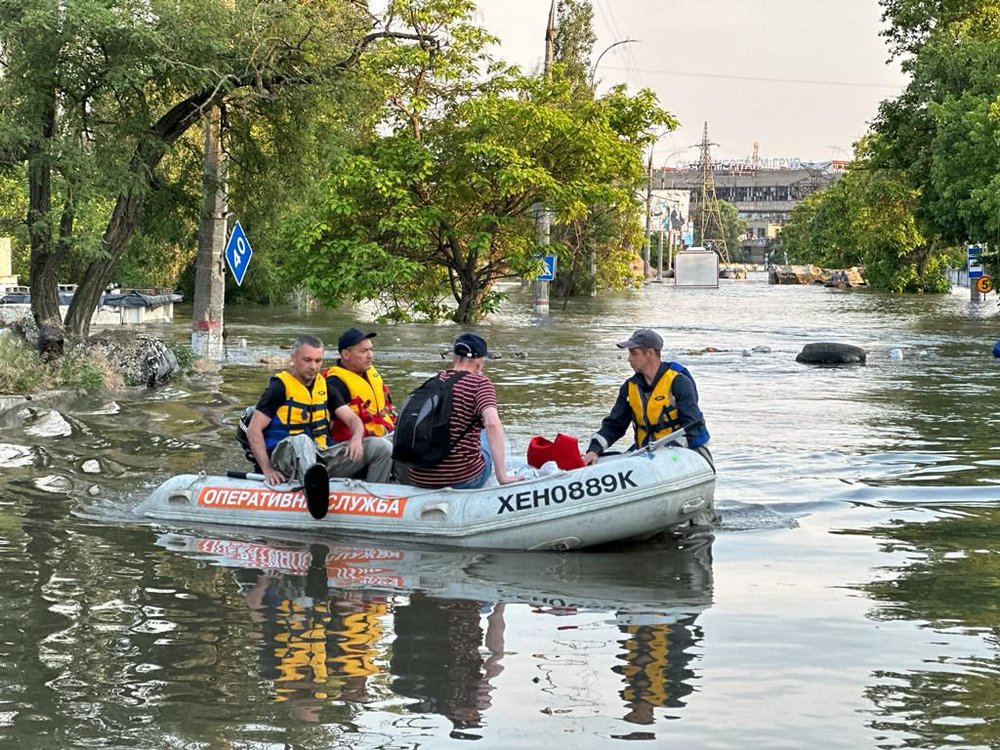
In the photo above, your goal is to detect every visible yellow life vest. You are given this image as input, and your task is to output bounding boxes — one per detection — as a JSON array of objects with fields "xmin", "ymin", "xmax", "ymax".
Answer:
[
  {"xmin": 328, "ymin": 601, "xmax": 388, "ymax": 677},
  {"xmin": 620, "ymin": 624, "xmax": 671, "ymax": 707},
  {"xmin": 263, "ymin": 371, "xmax": 329, "ymax": 451},
  {"xmin": 324, "ymin": 364, "xmax": 395, "ymax": 440},
  {"xmin": 273, "ymin": 599, "xmax": 331, "ymax": 692},
  {"xmin": 627, "ymin": 367, "xmax": 684, "ymax": 448}
]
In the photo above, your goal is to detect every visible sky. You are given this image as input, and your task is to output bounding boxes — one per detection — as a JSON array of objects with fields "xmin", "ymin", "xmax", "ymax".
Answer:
[{"xmin": 472, "ymin": 0, "xmax": 911, "ymax": 167}]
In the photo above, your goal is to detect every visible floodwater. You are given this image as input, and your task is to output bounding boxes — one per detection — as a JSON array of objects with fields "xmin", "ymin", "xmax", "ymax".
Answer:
[{"xmin": 2, "ymin": 278, "xmax": 1000, "ymax": 749}]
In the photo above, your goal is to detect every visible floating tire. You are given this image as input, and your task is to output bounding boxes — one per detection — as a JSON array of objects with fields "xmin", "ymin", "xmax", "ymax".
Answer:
[{"xmin": 795, "ymin": 342, "xmax": 867, "ymax": 366}]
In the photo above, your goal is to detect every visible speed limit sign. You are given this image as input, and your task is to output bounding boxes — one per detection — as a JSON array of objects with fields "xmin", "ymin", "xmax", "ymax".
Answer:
[{"xmin": 976, "ymin": 276, "xmax": 994, "ymax": 294}]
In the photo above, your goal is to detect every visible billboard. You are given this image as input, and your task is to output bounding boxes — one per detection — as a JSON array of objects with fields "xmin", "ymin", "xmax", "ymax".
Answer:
[{"xmin": 649, "ymin": 189, "xmax": 690, "ymax": 232}]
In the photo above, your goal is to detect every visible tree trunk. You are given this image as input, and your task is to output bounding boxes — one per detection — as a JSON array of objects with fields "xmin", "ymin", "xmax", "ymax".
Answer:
[
  {"xmin": 63, "ymin": 188, "xmax": 148, "ymax": 338},
  {"xmin": 452, "ymin": 285, "xmax": 483, "ymax": 324},
  {"xmin": 26, "ymin": 92, "xmax": 62, "ymax": 335},
  {"xmin": 28, "ymin": 27, "xmax": 434, "ymax": 343},
  {"xmin": 63, "ymin": 91, "xmax": 215, "ymax": 338}
]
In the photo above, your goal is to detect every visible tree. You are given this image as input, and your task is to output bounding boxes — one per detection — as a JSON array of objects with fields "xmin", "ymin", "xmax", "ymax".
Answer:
[
  {"xmin": 871, "ymin": 0, "xmax": 1000, "ymax": 267},
  {"xmin": 777, "ymin": 136, "xmax": 957, "ymax": 292},
  {"xmin": 553, "ymin": 0, "xmax": 597, "ymax": 99},
  {"xmin": 277, "ymin": 0, "xmax": 673, "ymax": 323},
  {"xmin": 773, "ymin": 2, "xmax": 1000, "ymax": 290},
  {"xmin": 548, "ymin": 0, "xmax": 652, "ymax": 300},
  {"xmin": 283, "ymin": 73, "xmax": 672, "ymax": 323},
  {"xmin": 0, "ymin": 0, "xmax": 430, "ymax": 343}
]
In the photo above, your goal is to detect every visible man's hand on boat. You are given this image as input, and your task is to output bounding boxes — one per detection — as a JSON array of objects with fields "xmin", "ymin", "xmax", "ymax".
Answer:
[
  {"xmin": 262, "ymin": 467, "xmax": 288, "ymax": 486},
  {"xmin": 344, "ymin": 434, "xmax": 363, "ymax": 463},
  {"xmin": 497, "ymin": 472, "xmax": 526, "ymax": 485},
  {"xmin": 582, "ymin": 450, "xmax": 600, "ymax": 466}
]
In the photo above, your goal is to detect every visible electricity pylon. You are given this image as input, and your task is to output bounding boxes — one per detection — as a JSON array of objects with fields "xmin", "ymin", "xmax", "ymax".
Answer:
[{"xmin": 695, "ymin": 122, "xmax": 730, "ymax": 264}]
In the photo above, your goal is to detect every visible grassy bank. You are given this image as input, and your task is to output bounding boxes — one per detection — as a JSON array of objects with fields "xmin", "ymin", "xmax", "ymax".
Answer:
[{"xmin": 0, "ymin": 333, "xmax": 122, "ymax": 394}]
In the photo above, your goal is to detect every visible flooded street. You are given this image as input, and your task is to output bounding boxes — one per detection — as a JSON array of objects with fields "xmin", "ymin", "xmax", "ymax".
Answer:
[{"xmin": 2, "ymin": 277, "xmax": 1000, "ymax": 749}]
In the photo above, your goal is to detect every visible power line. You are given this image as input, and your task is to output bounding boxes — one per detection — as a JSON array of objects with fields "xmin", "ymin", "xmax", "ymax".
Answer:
[
  {"xmin": 595, "ymin": 0, "xmax": 640, "ymax": 83},
  {"xmin": 601, "ymin": 65, "xmax": 906, "ymax": 90}
]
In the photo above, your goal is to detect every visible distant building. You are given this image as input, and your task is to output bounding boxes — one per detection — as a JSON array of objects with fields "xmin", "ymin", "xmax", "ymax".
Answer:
[
  {"xmin": 0, "ymin": 237, "xmax": 18, "ymax": 290},
  {"xmin": 653, "ymin": 160, "xmax": 848, "ymax": 263}
]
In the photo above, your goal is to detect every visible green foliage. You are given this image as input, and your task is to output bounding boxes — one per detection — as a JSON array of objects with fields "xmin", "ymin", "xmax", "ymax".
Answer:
[
  {"xmin": 0, "ymin": 336, "xmax": 43, "ymax": 393},
  {"xmin": 0, "ymin": 0, "xmax": 378, "ymax": 331},
  {"xmin": 551, "ymin": 206, "xmax": 644, "ymax": 299},
  {"xmin": 284, "ymin": 72, "xmax": 673, "ymax": 322},
  {"xmin": 281, "ymin": 0, "xmax": 674, "ymax": 323},
  {"xmin": 778, "ymin": 137, "xmax": 955, "ymax": 292},
  {"xmin": 0, "ymin": 334, "xmax": 106, "ymax": 394},
  {"xmin": 168, "ymin": 343, "xmax": 197, "ymax": 377},
  {"xmin": 872, "ymin": 0, "xmax": 1000, "ymax": 250},
  {"xmin": 0, "ymin": 168, "xmax": 28, "ymax": 274},
  {"xmin": 0, "ymin": 0, "xmax": 677, "ymax": 322},
  {"xmin": 57, "ymin": 355, "xmax": 105, "ymax": 391},
  {"xmin": 717, "ymin": 201, "xmax": 747, "ymax": 260},
  {"xmin": 553, "ymin": 0, "xmax": 597, "ymax": 98}
]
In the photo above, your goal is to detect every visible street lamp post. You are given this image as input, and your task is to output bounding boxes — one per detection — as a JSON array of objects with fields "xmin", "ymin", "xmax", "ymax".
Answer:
[
  {"xmin": 590, "ymin": 39, "xmax": 638, "ymax": 87},
  {"xmin": 586, "ymin": 38, "xmax": 640, "ymax": 295},
  {"xmin": 644, "ymin": 145, "xmax": 655, "ymax": 279}
]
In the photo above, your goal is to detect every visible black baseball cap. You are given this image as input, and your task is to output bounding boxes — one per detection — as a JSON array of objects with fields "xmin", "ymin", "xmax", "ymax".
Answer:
[
  {"xmin": 338, "ymin": 328, "xmax": 376, "ymax": 352},
  {"xmin": 453, "ymin": 333, "xmax": 493, "ymax": 359}
]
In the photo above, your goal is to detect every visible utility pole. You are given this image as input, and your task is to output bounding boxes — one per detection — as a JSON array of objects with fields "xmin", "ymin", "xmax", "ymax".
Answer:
[
  {"xmin": 656, "ymin": 228, "xmax": 664, "ymax": 281},
  {"xmin": 545, "ymin": 0, "xmax": 555, "ymax": 74},
  {"xmin": 696, "ymin": 122, "xmax": 730, "ymax": 264},
  {"xmin": 643, "ymin": 147, "xmax": 653, "ymax": 279},
  {"xmin": 192, "ymin": 0, "xmax": 234, "ymax": 359},
  {"xmin": 191, "ymin": 106, "xmax": 227, "ymax": 359},
  {"xmin": 532, "ymin": 0, "xmax": 557, "ymax": 316}
]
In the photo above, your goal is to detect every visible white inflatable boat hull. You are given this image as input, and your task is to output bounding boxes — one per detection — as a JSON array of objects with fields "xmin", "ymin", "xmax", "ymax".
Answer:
[{"xmin": 135, "ymin": 447, "xmax": 716, "ymax": 550}]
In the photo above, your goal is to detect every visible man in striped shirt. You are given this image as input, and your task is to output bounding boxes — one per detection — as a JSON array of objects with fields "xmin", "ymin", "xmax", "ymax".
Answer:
[{"xmin": 406, "ymin": 333, "xmax": 523, "ymax": 489}]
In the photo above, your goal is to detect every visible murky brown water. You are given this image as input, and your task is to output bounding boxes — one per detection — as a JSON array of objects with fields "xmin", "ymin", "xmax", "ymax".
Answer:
[{"xmin": 2, "ymin": 278, "xmax": 1000, "ymax": 748}]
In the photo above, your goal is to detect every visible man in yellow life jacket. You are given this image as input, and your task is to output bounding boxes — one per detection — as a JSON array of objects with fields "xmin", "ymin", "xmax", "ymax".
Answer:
[
  {"xmin": 583, "ymin": 328, "xmax": 713, "ymax": 470},
  {"xmin": 246, "ymin": 334, "xmax": 369, "ymax": 518},
  {"xmin": 320, "ymin": 328, "xmax": 394, "ymax": 484}
]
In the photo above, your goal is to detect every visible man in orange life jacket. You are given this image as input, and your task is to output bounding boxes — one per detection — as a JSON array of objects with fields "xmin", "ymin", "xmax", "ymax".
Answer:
[
  {"xmin": 321, "ymin": 328, "xmax": 394, "ymax": 483},
  {"xmin": 583, "ymin": 328, "xmax": 713, "ymax": 470}
]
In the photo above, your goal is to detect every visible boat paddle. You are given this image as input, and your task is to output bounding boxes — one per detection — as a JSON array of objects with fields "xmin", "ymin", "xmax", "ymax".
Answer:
[
  {"xmin": 640, "ymin": 427, "xmax": 687, "ymax": 453},
  {"xmin": 226, "ymin": 465, "xmax": 331, "ymax": 521},
  {"xmin": 591, "ymin": 428, "xmax": 688, "ymax": 464}
]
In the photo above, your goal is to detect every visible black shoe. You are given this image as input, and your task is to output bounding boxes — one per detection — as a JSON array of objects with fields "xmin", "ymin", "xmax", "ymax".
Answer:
[{"xmin": 303, "ymin": 464, "xmax": 330, "ymax": 520}]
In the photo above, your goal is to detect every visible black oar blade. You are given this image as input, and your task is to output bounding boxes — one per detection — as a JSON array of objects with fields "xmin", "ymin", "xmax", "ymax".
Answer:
[{"xmin": 303, "ymin": 463, "xmax": 330, "ymax": 520}]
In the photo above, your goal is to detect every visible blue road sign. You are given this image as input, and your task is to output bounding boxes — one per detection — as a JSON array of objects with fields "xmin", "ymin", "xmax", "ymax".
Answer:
[
  {"xmin": 537, "ymin": 254, "xmax": 557, "ymax": 282},
  {"xmin": 225, "ymin": 220, "xmax": 254, "ymax": 286},
  {"xmin": 968, "ymin": 244, "xmax": 983, "ymax": 279}
]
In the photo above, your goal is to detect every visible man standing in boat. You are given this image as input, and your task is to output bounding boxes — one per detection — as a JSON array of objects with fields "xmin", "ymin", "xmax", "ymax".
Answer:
[
  {"xmin": 583, "ymin": 328, "xmax": 713, "ymax": 470},
  {"xmin": 404, "ymin": 333, "xmax": 522, "ymax": 489},
  {"xmin": 245, "ymin": 334, "xmax": 369, "ymax": 518},
  {"xmin": 321, "ymin": 328, "xmax": 394, "ymax": 483}
]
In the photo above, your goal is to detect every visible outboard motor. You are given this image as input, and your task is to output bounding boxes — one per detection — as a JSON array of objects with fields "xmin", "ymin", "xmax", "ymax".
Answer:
[{"xmin": 235, "ymin": 406, "xmax": 261, "ymax": 471}]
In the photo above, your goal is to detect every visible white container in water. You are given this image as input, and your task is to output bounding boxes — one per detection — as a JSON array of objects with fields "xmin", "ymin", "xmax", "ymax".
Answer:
[{"xmin": 674, "ymin": 247, "xmax": 719, "ymax": 288}]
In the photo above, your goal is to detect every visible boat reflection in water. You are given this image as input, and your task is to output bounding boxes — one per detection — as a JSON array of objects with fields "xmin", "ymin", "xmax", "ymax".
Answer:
[{"xmin": 157, "ymin": 531, "xmax": 714, "ymax": 736}]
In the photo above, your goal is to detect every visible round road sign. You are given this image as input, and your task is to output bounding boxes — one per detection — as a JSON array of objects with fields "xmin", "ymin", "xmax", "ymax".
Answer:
[{"xmin": 976, "ymin": 276, "xmax": 994, "ymax": 294}]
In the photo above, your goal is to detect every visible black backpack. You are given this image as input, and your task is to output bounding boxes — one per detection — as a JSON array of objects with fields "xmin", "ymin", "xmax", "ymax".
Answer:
[{"xmin": 392, "ymin": 371, "xmax": 472, "ymax": 468}]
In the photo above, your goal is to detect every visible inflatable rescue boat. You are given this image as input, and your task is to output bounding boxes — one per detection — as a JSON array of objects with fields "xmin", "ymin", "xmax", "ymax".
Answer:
[{"xmin": 135, "ymin": 444, "xmax": 716, "ymax": 551}]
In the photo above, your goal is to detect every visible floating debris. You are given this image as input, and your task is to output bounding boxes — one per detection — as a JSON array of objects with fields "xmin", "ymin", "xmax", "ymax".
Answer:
[{"xmin": 25, "ymin": 410, "xmax": 72, "ymax": 438}]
